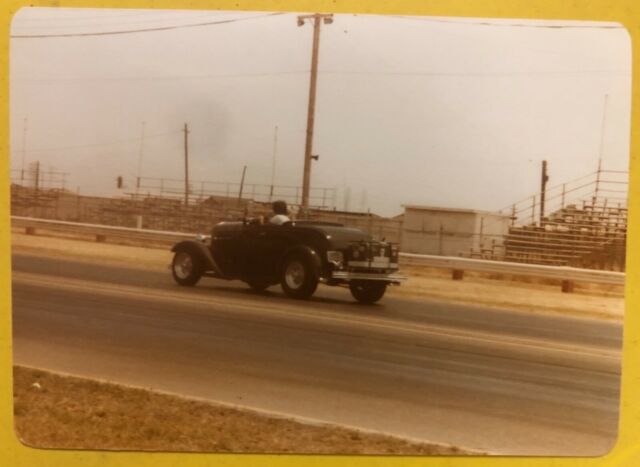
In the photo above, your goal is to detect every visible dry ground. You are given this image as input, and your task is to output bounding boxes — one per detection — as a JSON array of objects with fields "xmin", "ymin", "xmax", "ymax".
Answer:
[
  {"xmin": 13, "ymin": 366, "xmax": 471, "ymax": 455},
  {"xmin": 11, "ymin": 229, "xmax": 624, "ymax": 320}
]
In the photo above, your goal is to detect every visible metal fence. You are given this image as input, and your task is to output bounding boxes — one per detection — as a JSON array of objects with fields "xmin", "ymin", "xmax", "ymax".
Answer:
[
  {"xmin": 131, "ymin": 176, "xmax": 337, "ymax": 210},
  {"xmin": 9, "ymin": 165, "xmax": 629, "ymax": 271},
  {"xmin": 9, "ymin": 184, "xmax": 402, "ymax": 242},
  {"xmin": 467, "ymin": 169, "xmax": 628, "ymax": 270}
]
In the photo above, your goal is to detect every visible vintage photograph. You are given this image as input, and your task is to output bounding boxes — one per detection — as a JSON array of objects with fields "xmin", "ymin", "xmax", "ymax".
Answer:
[{"xmin": 9, "ymin": 7, "xmax": 630, "ymax": 455}]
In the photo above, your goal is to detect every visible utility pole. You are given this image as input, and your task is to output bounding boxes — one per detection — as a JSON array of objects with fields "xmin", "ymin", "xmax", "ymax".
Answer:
[
  {"xmin": 20, "ymin": 117, "xmax": 28, "ymax": 184},
  {"xmin": 269, "ymin": 125, "xmax": 278, "ymax": 201},
  {"xmin": 34, "ymin": 161, "xmax": 40, "ymax": 192},
  {"xmin": 344, "ymin": 186, "xmax": 351, "ymax": 212},
  {"xmin": 183, "ymin": 123, "xmax": 190, "ymax": 206},
  {"xmin": 136, "ymin": 121, "xmax": 146, "ymax": 196},
  {"xmin": 238, "ymin": 165, "xmax": 247, "ymax": 206},
  {"xmin": 298, "ymin": 12, "xmax": 333, "ymax": 213},
  {"xmin": 540, "ymin": 160, "xmax": 549, "ymax": 224},
  {"xmin": 594, "ymin": 93, "xmax": 608, "ymax": 206}
]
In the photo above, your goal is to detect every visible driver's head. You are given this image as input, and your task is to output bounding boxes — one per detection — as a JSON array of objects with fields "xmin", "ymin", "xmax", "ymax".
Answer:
[{"xmin": 272, "ymin": 200, "xmax": 287, "ymax": 215}]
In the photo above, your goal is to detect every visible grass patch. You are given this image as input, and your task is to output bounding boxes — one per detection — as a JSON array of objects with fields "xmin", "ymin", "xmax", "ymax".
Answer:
[{"xmin": 13, "ymin": 366, "xmax": 472, "ymax": 455}]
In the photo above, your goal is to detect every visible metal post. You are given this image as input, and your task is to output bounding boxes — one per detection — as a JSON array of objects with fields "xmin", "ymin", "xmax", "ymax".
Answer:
[
  {"xmin": 594, "ymin": 94, "xmax": 608, "ymax": 206},
  {"xmin": 183, "ymin": 123, "xmax": 190, "ymax": 206},
  {"xmin": 34, "ymin": 161, "xmax": 40, "ymax": 193},
  {"xmin": 20, "ymin": 117, "xmax": 27, "ymax": 185},
  {"xmin": 540, "ymin": 160, "xmax": 549, "ymax": 224},
  {"xmin": 270, "ymin": 125, "xmax": 278, "ymax": 201},
  {"xmin": 298, "ymin": 13, "xmax": 333, "ymax": 211},
  {"xmin": 136, "ymin": 121, "xmax": 145, "ymax": 196},
  {"xmin": 561, "ymin": 183, "xmax": 566, "ymax": 209},
  {"xmin": 531, "ymin": 195, "xmax": 536, "ymax": 225},
  {"xmin": 238, "ymin": 165, "xmax": 247, "ymax": 205},
  {"xmin": 593, "ymin": 158, "xmax": 602, "ymax": 207}
]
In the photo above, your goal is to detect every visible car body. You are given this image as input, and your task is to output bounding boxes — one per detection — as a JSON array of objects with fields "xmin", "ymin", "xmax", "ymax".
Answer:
[{"xmin": 170, "ymin": 219, "xmax": 405, "ymax": 303}]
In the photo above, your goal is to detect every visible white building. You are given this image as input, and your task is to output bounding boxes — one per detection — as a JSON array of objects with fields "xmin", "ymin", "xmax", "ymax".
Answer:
[{"xmin": 401, "ymin": 205, "xmax": 511, "ymax": 257}]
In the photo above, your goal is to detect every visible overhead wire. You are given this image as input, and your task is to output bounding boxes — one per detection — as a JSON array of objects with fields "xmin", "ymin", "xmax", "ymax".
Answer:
[
  {"xmin": 11, "ymin": 129, "xmax": 180, "ymax": 153},
  {"xmin": 320, "ymin": 69, "xmax": 629, "ymax": 77},
  {"xmin": 11, "ymin": 11, "xmax": 285, "ymax": 38},
  {"xmin": 13, "ymin": 70, "xmax": 307, "ymax": 84},
  {"xmin": 13, "ymin": 10, "xmax": 191, "ymax": 22},
  {"xmin": 11, "ymin": 11, "xmax": 242, "ymax": 30},
  {"xmin": 384, "ymin": 14, "xmax": 624, "ymax": 30},
  {"xmin": 12, "ymin": 68, "xmax": 629, "ymax": 85}
]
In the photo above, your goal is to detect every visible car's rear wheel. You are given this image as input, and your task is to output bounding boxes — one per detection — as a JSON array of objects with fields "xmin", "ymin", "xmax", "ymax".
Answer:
[
  {"xmin": 281, "ymin": 254, "xmax": 319, "ymax": 299},
  {"xmin": 349, "ymin": 280, "xmax": 387, "ymax": 304},
  {"xmin": 172, "ymin": 250, "xmax": 203, "ymax": 286}
]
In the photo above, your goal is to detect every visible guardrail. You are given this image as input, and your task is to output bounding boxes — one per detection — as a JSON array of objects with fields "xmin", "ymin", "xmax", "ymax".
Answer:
[
  {"xmin": 11, "ymin": 216, "xmax": 194, "ymax": 244},
  {"xmin": 11, "ymin": 216, "xmax": 625, "ymax": 292},
  {"xmin": 400, "ymin": 253, "xmax": 625, "ymax": 290}
]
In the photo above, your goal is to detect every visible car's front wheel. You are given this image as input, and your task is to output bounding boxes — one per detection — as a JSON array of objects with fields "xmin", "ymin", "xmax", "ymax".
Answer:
[
  {"xmin": 349, "ymin": 280, "xmax": 387, "ymax": 304},
  {"xmin": 281, "ymin": 254, "xmax": 319, "ymax": 299},
  {"xmin": 171, "ymin": 250, "xmax": 203, "ymax": 286}
]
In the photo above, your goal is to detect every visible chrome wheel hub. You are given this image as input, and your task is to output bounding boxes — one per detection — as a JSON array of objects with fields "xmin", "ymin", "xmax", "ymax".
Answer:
[
  {"xmin": 174, "ymin": 252, "xmax": 193, "ymax": 279},
  {"xmin": 285, "ymin": 261, "xmax": 305, "ymax": 289}
]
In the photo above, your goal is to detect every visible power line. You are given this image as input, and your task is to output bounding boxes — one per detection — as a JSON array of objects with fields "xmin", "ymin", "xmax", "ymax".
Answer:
[
  {"xmin": 384, "ymin": 15, "xmax": 624, "ymax": 30},
  {"xmin": 10, "ymin": 130, "xmax": 179, "ymax": 153},
  {"xmin": 11, "ymin": 11, "xmax": 285, "ymax": 38},
  {"xmin": 319, "ymin": 69, "xmax": 629, "ymax": 77},
  {"xmin": 14, "ymin": 10, "xmax": 193, "ymax": 22},
  {"xmin": 13, "ymin": 70, "xmax": 307, "ymax": 84},
  {"xmin": 12, "ymin": 68, "xmax": 628, "ymax": 86},
  {"xmin": 11, "ymin": 11, "xmax": 240, "ymax": 30}
]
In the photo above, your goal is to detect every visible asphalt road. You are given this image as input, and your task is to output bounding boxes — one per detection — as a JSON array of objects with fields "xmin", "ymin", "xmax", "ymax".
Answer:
[{"xmin": 11, "ymin": 253, "xmax": 622, "ymax": 455}]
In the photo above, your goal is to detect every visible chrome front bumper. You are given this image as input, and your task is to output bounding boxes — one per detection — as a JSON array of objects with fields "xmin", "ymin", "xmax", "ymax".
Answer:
[{"xmin": 330, "ymin": 271, "xmax": 407, "ymax": 283}]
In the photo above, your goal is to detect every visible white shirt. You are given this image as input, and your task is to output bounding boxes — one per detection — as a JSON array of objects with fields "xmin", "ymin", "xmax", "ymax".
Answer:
[{"xmin": 269, "ymin": 214, "xmax": 291, "ymax": 225}]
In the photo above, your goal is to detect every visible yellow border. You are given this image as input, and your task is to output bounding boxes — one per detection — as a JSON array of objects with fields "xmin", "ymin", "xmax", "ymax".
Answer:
[{"xmin": 1, "ymin": 1, "xmax": 638, "ymax": 466}]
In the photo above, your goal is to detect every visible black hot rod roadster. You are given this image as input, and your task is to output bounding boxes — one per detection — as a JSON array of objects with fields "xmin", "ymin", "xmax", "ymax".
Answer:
[{"xmin": 170, "ymin": 220, "xmax": 405, "ymax": 303}]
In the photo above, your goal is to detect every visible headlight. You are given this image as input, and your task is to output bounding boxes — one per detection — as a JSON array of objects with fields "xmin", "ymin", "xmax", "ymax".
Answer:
[{"xmin": 326, "ymin": 250, "xmax": 344, "ymax": 265}]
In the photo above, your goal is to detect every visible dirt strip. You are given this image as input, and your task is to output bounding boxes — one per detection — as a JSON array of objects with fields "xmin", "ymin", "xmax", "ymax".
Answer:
[{"xmin": 13, "ymin": 366, "xmax": 473, "ymax": 455}]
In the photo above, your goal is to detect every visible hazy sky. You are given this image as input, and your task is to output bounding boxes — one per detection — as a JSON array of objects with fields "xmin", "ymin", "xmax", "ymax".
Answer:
[{"xmin": 9, "ymin": 8, "xmax": 632, "ymax": 216}]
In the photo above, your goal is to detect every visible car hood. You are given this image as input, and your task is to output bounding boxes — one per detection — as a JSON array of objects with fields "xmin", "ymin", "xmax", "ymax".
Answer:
[{"xmin": 301, "ymin": 225, "xmax": 371, "ymax": 249}]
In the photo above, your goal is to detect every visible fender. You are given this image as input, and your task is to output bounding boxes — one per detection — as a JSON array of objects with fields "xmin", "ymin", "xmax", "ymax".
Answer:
[
  {"xmin": 281, "ymin": 244, "xmax": 322, "ymax": 273},
  {"xmin": 171, "ymin": 240, "xmax": 224, "ymax": 277}
]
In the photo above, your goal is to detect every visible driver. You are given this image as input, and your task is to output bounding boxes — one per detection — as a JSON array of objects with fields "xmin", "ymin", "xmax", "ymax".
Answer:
[{"xmin": 269, "ymin": 200, "xmax": 291, "ymax": 225}]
